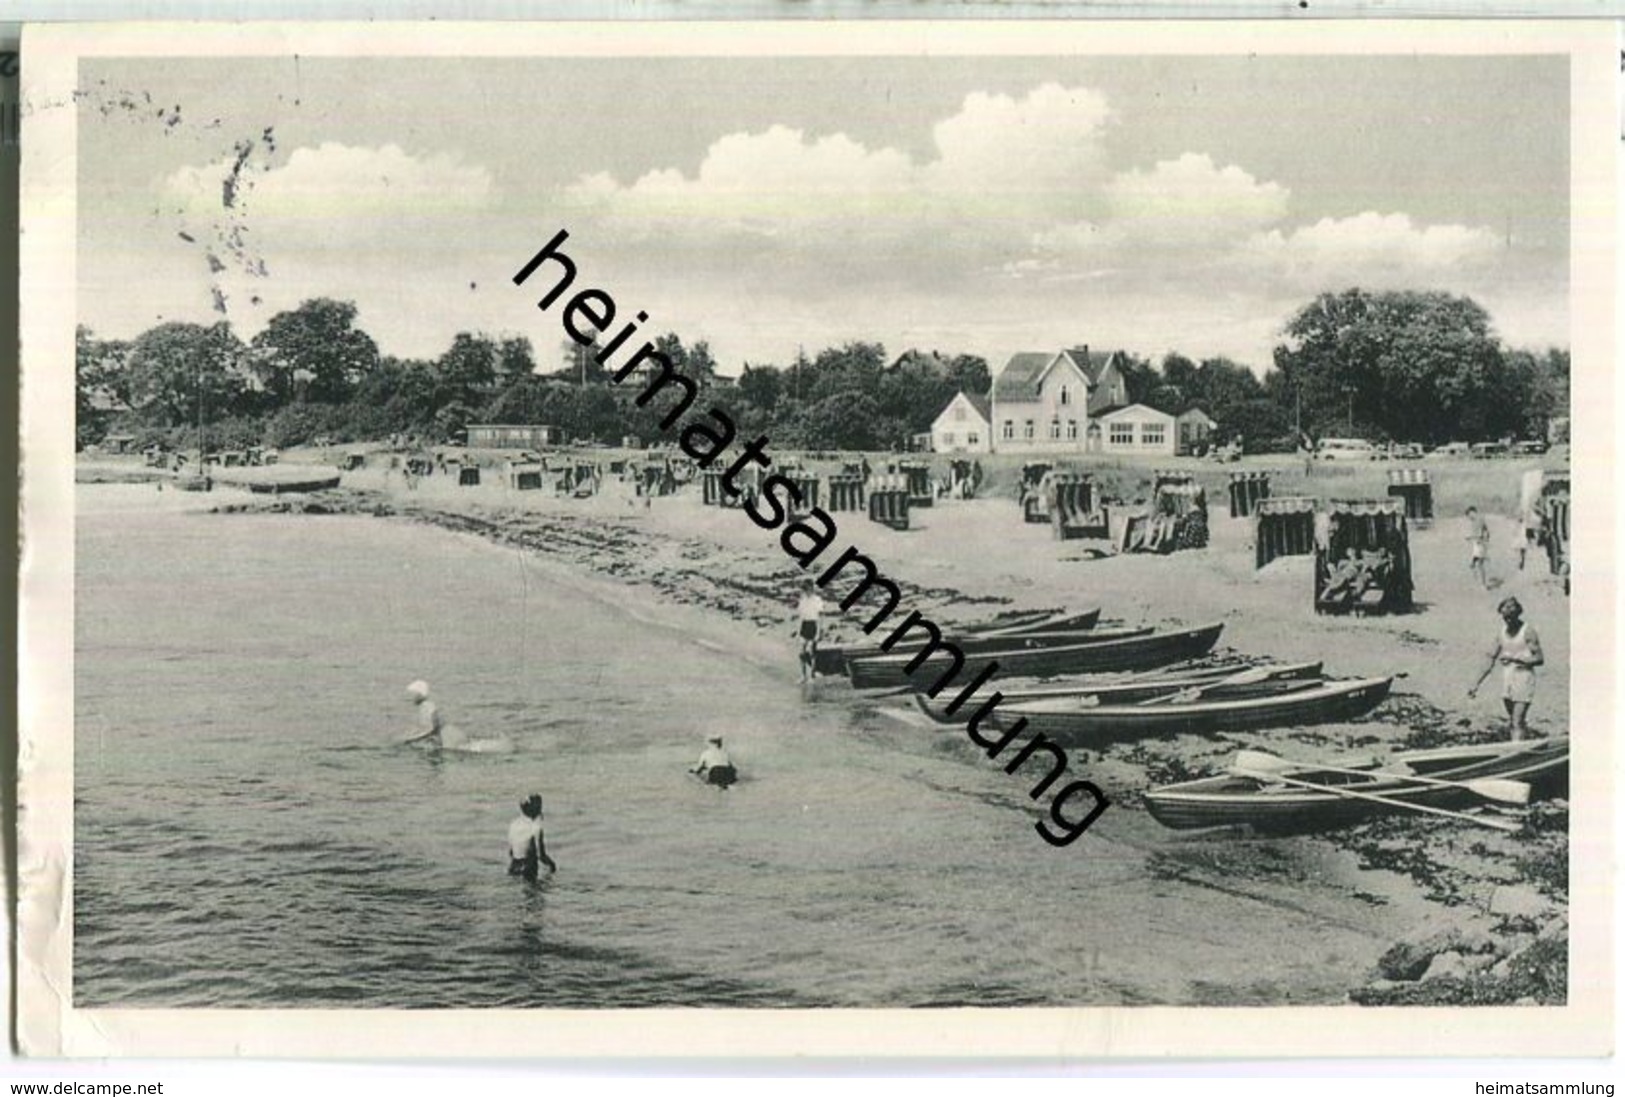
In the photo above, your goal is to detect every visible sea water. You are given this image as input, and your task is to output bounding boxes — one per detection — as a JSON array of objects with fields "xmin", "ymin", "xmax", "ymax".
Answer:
[{"xmin": 72, "ymin": 485, "xmax": 1394, "ymax": 1008}]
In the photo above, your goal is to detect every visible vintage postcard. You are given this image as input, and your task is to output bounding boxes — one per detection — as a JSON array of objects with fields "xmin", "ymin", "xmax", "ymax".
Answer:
[{"xmin": 17, "ymin": 20, "xmax": 1615, "ymax": 1059}]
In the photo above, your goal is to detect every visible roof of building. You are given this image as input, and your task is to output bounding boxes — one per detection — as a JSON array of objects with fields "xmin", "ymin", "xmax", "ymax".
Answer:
[
  {"xmin": 991, "ymin": 352, "xmax": 1055, "ymax": 402},
  {"xmin": 935, "ymin": 390, "xmax": 993, "ymax": 428},
  {"xmin": 994, "ymin": 346, "xmax": 1128, "ymax": 403},
  {"xmin": 1098, "ymin": 402, "xmax": 1176, "ymax": 423}
]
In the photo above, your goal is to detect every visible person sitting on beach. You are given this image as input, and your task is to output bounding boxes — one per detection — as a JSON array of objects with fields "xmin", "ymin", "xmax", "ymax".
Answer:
[
  {"xmin": 506, "ymin": 793, "xmax": 558, "ymax": 881},
  {"xmin": 689, "ymin": 735, "xmax": 738, "ymax": 788},
  {"xmin": 400, "ymin": 680, "xmax": 470, "ymax": 750},
  {"xmin": 795, "ymin": 579, "xmax": 825, "ymax": 682},
  {"xmin": 1320, "ymin": 548, "xmax": 1365, "ymax": 607}
]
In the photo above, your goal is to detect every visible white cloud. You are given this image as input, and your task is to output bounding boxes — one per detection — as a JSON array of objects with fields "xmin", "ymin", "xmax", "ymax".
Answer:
[
  {"xmin": 1106, "ymin": 153, "xmax": 1290, "ymax": 246},
  {"xmin": 1237, "ymin": 211, "xmax": 1503, "ymax": 292}
]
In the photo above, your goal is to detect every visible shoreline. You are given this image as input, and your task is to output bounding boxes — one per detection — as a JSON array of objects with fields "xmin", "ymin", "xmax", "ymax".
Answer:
[{"xmin": 95, "ymin": 463, "xmax": 1570, "ymax": 1004}]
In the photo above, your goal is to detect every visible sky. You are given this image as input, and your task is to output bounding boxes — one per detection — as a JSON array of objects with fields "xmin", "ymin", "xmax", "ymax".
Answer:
[{"xmin": 75, "ymin": 54, "xmax": 1571, "ymax": 377}]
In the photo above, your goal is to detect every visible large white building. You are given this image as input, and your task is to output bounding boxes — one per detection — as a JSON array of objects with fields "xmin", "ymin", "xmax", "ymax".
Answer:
[
  {"xmin": 928, "ymin": 347, "xmax": 1215, "ymax": 456},
  {"xmin": 989, "ymin": 346, "xmax": 1131, "ymax": 454}
]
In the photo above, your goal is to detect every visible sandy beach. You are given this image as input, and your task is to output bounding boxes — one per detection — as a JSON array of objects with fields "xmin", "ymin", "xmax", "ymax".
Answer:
[{"xmin": 87, "ymin": 445, "xmax": 1571, "ymax": 1005}]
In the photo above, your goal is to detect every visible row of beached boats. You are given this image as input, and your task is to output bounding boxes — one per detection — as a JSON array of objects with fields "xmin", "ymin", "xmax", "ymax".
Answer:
[{"xmin": 823, "ymin": 606, "xmax": 1567, "ymax": 835}]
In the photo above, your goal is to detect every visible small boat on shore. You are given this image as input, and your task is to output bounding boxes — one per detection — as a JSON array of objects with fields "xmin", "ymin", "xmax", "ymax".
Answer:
[
  {"xmin": 814, "ymin": 608, "xmax": 1106, "ymax": 676},
  {"xmin": 965, "ymin": 609, "xmax": 1104, "ymax": 637},
  {"xmin": 1144, "ymin": 736, "xmax": 1570, "ymax": 833},
  {"xmin": 846, "ymin": 622, "xmax": 1224, "ymax": 690},
  {"xmin": 909, "ymin": 660, "xmax": 1326, "ymax": 723},
  {"xmin": 979, "ymin": 675, "xmax": 1393, "ymax": 744},
  {"xmin": 214, "ymin": 468, "xmax": 344, "ymax": 494}
]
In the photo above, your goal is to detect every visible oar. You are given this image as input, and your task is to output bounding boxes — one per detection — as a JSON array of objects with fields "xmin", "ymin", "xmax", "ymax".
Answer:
[
  {"xmin": 1136, "ymin": 664, "xmax": 1308, "ymax": 706},
  {"xmin": 1234, "ymin": 749, "xmax": 1530, "ymax": 805},
  {"xmin": 1228, "ymin": 762, "xmax": 1526, "ymax": 832}
]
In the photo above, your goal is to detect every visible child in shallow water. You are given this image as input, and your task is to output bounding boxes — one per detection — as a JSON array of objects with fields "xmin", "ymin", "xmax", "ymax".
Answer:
[{"xmin": 507, "ymin": 793, "xmax": 557, "ymax": 881}]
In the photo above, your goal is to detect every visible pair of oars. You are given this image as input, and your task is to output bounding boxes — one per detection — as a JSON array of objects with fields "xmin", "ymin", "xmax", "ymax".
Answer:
[
  {"xmin": 1231, "ymin": 749, "xmax": 1530, "ymax": 833},
  {"xmin": 1136, "ymin": 663, "xmax": 1319, "ymax": 706}
]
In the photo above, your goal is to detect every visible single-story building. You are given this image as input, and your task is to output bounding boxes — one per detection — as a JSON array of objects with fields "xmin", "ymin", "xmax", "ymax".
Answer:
[
  {"xmin": 930, "ymin": 391, "xmax": 993, "ymax": 454},
  {"xmin": 1176, "ymin": 408, "xmax": 1218, "ymax": 455},
  {"xmin": 465, "ymin": 423, "xmax": 555, "ymax": 449},
  {"xmin": 1098, "ymin": 404, "xmax": 1178, "ymax": 456}
]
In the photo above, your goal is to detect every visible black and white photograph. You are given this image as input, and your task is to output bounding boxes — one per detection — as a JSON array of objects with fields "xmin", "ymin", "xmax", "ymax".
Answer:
[{"xmin": 17, "ymin": 20, "xmax": 1615, "ymax": 1059}]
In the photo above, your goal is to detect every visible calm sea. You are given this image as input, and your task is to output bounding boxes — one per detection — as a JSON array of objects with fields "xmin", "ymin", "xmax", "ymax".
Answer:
[{"xmin": 74, "ymin": 485, "xmax": 1393, "ymax": 1008}]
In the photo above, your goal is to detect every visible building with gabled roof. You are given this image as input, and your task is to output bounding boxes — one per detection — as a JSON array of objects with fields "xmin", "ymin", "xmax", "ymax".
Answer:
[
  {"xmin": 930, "ymin": 390, "xmax": 993, "ymax": 454},
  {"xmin": 989, "ymin": 346, "xmax": 1131, "ymax": 453}
]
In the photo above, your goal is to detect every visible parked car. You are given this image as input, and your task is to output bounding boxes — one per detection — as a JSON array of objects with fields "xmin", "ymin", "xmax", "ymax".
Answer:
[
  {"xmin": 1428, "ymin": 442, "xmax": 1472, "ymax": 458},
  {"xmin": 1512, "ymin": 440, "xmax": 1549, "ymax": 456},
  {"xmin": 1389, "ymin": 443, "xmax": 1424, "ymax": 460},
  {"xmin": 1316, "ymin": 438, "xmax": 1380, "ymax": 461},
  {"xmin": 1471, "ymin": 441, "xmax": 1510, "ymax": 460}
]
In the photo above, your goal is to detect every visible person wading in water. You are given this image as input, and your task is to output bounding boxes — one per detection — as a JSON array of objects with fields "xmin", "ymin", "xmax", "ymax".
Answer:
[{"xmin": 506, "ymin": 793, "xmax": 557, "ymax": 881}]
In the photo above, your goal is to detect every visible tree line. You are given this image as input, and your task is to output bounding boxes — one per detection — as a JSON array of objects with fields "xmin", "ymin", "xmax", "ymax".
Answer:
[{"xmin": 76, "ymin": 287, "xmax": 1568, "ymax": 454}]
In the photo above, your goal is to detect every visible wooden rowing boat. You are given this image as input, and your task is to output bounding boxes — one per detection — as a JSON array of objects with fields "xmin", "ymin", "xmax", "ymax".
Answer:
[
  {"xmin": 909, "ymin": 661, "xmax": 1326, "ymax": 723},
  {"xmin": 1144, "ymin": 736, "xmax": 1569, "ymax": 832},
  {"xmin": 983, "ymin": 675, "xmax": 1391, "ymax": 743},
  {"xmin": 813, "ymin": 608, "xmax": 1105, "ymax": 676},
  {"xmin": 214, "ymin": 468, "xmax": 344, "ymax": 494},
  {"xmin": 846, "ymin": 622, "xmax": 1224, "ymax": 690},
  {"xmin": 967, "ymin": 609, "xmax": 1104, "ymax": 637}
]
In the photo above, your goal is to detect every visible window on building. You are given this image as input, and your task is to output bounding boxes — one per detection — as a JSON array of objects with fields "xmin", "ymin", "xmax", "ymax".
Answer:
[
  {"xmin": 1002, "ymin": 420, "xmax": 1014, "ymax": 441},
  {"xmin": 942, "ymin": 432, "xmax": 955, "ymax": 446},
  {"xmin": 1023, "ymin": 420, "xmax": 1035, "ymax": 440},
  {"xmin": 1110, "ymin": 423, "xmax": 1134, "ymax": 446},
  {"xmin": 1142, "ymin": 425, "xmax": 1166, "ymax": 447},
  {"xmin": 953, "ymin": 405, "xmax": 966, "ymax": 421},
  {"xmin": 1066, "ymin": 420, "xmax": 1079, "ymax": 441},
  {"xmin": 1049, "ymin": 419, "xmax": 1062, "ymax": 440},
  {"xmin": 1060, "ymin": 384, "xmax": 1071, "ymax": 406},
  {"xmin": 967, "ymin": 432, "xmax": 980, "ymax": 446}
]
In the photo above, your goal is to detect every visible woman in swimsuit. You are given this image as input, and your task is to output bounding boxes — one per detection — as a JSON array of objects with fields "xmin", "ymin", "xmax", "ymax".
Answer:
[{"xmin": 1469, "ymin": 596, "xmax": 1544, "ymax": 740}]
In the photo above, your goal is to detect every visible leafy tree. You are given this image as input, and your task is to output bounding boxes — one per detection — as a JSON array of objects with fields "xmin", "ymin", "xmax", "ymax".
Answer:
[
  {"xmin": 558, "ymin": 336, "xmax": 609, "ymax": 384},
  {"xmin": 1274, "ymin": 288, "xmax": 1514, "ymax": 444},
  {"xmin": 737, "ymin": 364, "xmax": 783, "ymax": 416},
  {"xmin": 76, "ymin": 326, "xmax": 133, "ymax": 446},
  {"xmin": 945, "ymin": 354, "xmax": 992, "ymax": 396},
  {"xmin": 250, "ymin": 298, "xmax": 379, "ymax": 404},
  {"xmin": 794, "ymin": 391, "xmax": 886, "ymax": 451},
  {"xmin": 1115, "ymin": 353, "xmax": 1160, "ymax": 406},
  {"xmin": 482, "ymin": 375, "xmax": 552, "ymax": 424},
  {"xmin": 437, "ymin": 333, "xmax": 499, "ymax": 408},
  {"xmin": 125, "ymin": 321, "xmax": 251, "ymax": 428},
  {"xmin": 497, "ymin": 336, "xmax": 538, "ymax": 384},
  {"xmin": 1160, "ymin": 353, "xmax": 1200, "ymax": 395}
]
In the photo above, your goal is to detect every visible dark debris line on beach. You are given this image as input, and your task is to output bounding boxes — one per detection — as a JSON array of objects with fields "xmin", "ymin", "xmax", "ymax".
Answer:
[{"xmin": 210, "ymin": 484, "xmax": 1570, "ymax": 1005}]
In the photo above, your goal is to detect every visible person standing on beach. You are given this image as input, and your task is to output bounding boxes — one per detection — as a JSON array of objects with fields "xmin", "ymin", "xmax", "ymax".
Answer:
[
  {"xmin": 506, "ymin": 793, "xmax": 557, "ymax": 881},
  {"xmin": 795, "ymin": 579, "xmax": 825, "ymax": 682},
  {"xmin": 1464, "ymin": 506, "xmax": 1491, "ymax": 589},
  {"xmin": 1468, "ymin": 596, "xmax": 1544, "ymax": 740},
  {"xmin": 1517, "ymin": 499, "xmax": 1544, "ymax": 572}
]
